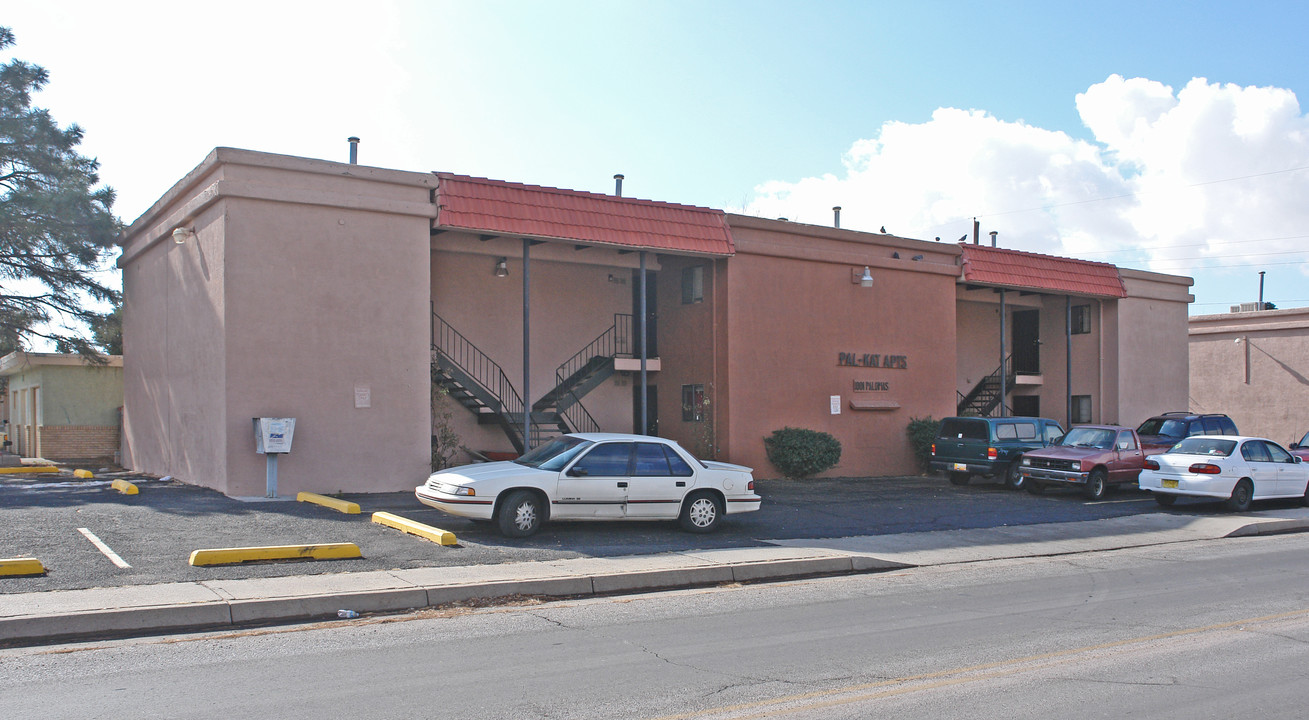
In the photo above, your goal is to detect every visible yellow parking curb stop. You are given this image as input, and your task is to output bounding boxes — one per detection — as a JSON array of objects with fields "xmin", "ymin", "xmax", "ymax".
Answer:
[
  {"xmin": 372, "ymin": 511, "xmax": 457, "ymax": 546},
  {"xmin": 0, "ymin": 466, "xmax": 59, "ymax": 475},
  {"xmin": 74, "ymin": 469, "xmax": 94, "ymax": 479},
  {"xmin": 296, "ymin": 492, "xmax": 361, "ymax": 514},
  {"xmin": 188, "ymin": 543, "xmax": 362, "ymax": 567},
  {"xmin": 111, "ymin": 479, "xmax": 139, "ymax": 495},
  {"xmin": 0, "ymin": 557, "xmax": 46, "ymax": 577}
]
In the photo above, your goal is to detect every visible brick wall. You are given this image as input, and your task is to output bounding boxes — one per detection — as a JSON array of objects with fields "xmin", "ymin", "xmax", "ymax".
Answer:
[{"xmin": 39, "ymin": 425, "xmax": 120, "ymax": 462}]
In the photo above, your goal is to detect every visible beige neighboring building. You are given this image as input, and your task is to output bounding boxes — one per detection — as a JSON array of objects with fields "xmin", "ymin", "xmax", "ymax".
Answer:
[
  {"xmin": 118, "ymin": 147, "xmax": 1194, "ymax": 496},
  {"xmin": 1189, "ymin": 307, "xmax": 1309, "ymax": 446},
  {"xmin": 0, "ymin": 351, "xmax": 124, "ymax": 462}
]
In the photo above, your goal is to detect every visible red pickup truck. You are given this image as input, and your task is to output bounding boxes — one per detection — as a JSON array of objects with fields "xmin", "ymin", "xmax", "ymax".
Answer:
[
  {"xmin": 1018, "ymin": 425, "xmax": 1155, "ymax": 500},
  {"xmin": 1290, "ymin": 431, "xmax": 1309, "ymax": 462}
]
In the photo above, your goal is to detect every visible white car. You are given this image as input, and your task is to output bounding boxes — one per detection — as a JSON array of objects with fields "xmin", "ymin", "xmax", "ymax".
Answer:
[
  {"xmin": 415, "ymin": 433, "xmax": 760, "ymax": 537},
  {"xmin": 1138, "ymin": 435, "xmax": 1309, "ymax": 511}
]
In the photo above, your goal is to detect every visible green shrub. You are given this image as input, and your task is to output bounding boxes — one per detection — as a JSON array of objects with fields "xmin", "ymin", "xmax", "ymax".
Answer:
[
  {"xmin": 764, "ymin": 427, "xmax": 842, "ymax": 479},
  {"xmin": 906, "ymin": 416, "xmax": 942, "ymax": 473}
]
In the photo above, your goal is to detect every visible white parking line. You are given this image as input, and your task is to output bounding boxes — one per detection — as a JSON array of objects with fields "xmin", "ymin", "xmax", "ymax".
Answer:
[
  {"xmin": 77, "ymin": 527, "xmax": 132, "ymax": 568},
  {"xmin": 1086, "ymin": 498, "xmax": 1155, "ymax": 505}
]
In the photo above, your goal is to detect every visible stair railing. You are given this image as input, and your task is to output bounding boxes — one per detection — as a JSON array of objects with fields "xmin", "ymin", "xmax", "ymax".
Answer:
[
  {"xmin": 555, "ymin": 313, "xmax": 633, "ymax": 387},
  {"xmin": 560, "ymin": 392, "xmax": 600, "ymax": 434},
  {"xmin": 432, "ymin": 313, "xmax": 525, "ymax": 420}
]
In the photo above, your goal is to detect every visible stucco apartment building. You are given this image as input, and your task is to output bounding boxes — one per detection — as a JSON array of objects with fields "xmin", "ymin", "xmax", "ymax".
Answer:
[
  {"xmin": 1189, "ymin": 307, "xmax": 1309, "ymax": 446},
  {"xmin": 118, "ymin": 148, "xmax": 1193, "ymax": 496},
  {"xmin": 0, "ymin": 351, "xmax": 124, "ymax": 462}
]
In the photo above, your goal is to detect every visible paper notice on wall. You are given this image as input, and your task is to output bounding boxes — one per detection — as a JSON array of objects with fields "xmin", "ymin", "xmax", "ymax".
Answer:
[
  {"xmin": 830, "ymin": 395, "xmax": 841, "ymax": 414},
  {"xmin": 355, "ymin": 386, "xmax": 371, "ymax": 408}
]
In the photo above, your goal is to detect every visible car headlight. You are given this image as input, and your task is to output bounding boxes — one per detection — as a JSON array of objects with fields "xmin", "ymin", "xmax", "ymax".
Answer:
[
  {"xmin": 1022, "ymin": 457, "xmax": 1031, "ymax": 466},
  {"xmin": 437, "ymin": 483, "xmax": 475, "ymax": 496}
]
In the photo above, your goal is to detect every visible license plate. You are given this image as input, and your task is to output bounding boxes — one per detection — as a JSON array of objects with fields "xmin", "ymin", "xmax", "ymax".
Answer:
[
  {"xmin": 952, "ymin": 463, "xmax": 967, "ymax": 472},
  {"xmin": 1162, "ymin": 479, "xmax": 1178, "ymax": 489}
]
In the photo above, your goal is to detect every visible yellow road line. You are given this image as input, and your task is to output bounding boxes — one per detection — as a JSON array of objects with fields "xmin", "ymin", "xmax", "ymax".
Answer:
[
  {"xmin": 188, "ymin": 543, "xmax": 362, "ymax": 567},
  {"xmin": 296, "ymin": 492, "xmax": 361, "ymax": 514},
  {"xmin": 371, "ymin": 512, "xmax": 457, "ymax": 545},
  {"xmin": 111, "ymin": 479, "xmax": 139, "ymax": 495},
  {"xmin": 0, "ymin": 557, "xmax": 46, "ymax": 577}
]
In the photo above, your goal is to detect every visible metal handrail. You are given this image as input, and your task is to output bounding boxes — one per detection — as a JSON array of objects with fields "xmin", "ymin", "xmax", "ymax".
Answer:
[
  {"xmin": 560, "ymin": 392, "xmax": 599, "ymax": 434},
  {"xmin": 556, "ymin": 313, "xmax": 633, "ymax": 384},
  {"xmin": 432, "ymin": 313, "xmax": 524, "ymax": 418}
]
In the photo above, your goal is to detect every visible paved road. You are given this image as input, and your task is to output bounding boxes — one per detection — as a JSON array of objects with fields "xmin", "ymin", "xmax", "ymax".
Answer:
[
  {"xmin": 1, "ymin": 469, "xmax": 1242, "ymax": 594},
  {"xmin": 6, "ymin": 532, "xmax": 1307, "ymax": 719}
]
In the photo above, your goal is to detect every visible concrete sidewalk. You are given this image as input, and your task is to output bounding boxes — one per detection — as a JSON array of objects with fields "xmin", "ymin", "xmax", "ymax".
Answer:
[{"xmin": 4, "ymin": 510, "xmax": 1308, "ymax": 647}]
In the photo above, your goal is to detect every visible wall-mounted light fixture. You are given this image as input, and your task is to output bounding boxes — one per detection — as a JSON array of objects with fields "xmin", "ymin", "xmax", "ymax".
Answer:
[
  {"xmin": 851, "ymin": 266, "xmax": 874, "ymax": 287},
  {"xmin": 493, "ymin": 257, "xmax": 509, "ymax": 277},
  {"xmin": 172, "ymin": 227, "xmax": 194, "ymax": 244}
]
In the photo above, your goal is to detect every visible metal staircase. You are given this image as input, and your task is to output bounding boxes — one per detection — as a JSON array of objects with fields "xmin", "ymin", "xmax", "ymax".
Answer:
[
  {"xmin": 432, "ymin": 313, "xmax": 636, "ymax": 452},
  {"xmin": 957, "ymin": 354, "xmax": 1015, "ymax": 417},
  {"xmin": 531, "ymin": 314, "xmax": 633, "ymax": 434}
]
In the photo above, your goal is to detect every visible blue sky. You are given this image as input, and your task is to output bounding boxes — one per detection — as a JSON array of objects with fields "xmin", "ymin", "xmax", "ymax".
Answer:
[{"xmin": 6, "ymin": 0, "xmax": 1309, "ymax": 314}]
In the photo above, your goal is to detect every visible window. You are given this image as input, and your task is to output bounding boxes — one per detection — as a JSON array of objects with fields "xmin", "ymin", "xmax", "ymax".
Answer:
[
  {"xmin": 681, "ymin": 384, "xmax": 705, "ymax": 422},
  {"xmin": 573, "ymin": 443, "xmax": 633, "ymax": 476},
  {"xmin": 681, "ymin": 265, "xmax": 704, "ymax": 304},
  {"xmin": 1072, "ymin": 395, "xmax": 1092, "ymax": 423},
  {"xmin": 939, "ymin": 418, "xmax": 987, "ymax": 440},
  {"xmin": 1071, "ymin": 305, "xmax": 1091, "ymax": 334},
  {"xmin": 633, "ymin": 443, "xmax": 672, "ymax": 476},
  {"xmin": 1241, "ymin": 441, "xmax": 1272, "ymax": 463},
  {"xmin": 1116, "ymin": 431, "xmax": 1137, "ymax": 451},
  {"xmin": 633, "ymin": 442, "xmax": 695, "ymax": 477}
]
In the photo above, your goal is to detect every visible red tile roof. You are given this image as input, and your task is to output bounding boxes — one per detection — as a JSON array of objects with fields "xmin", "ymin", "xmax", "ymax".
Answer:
[
  {"xmin": 961, "ymin": 244, "xmax": 1126, "ymax": 298},
  {"xmin": 434, "ymin": 173, "xmax": 735, "ymax": 256}
]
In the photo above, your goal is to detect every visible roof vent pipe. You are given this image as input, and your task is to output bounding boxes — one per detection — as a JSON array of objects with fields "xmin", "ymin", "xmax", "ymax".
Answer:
[
  {"xmin": 614, "ymin": 174, "xmax": 624, "ymax": 196},
  {"xmin": 989, "ymin": 230, "xmax": 998, "ymax": 247},
  {"xmin": 973, "ymin": 218, "xmax": 980, "ymax": 244},
  {"xmin": 833, "ymin": 206, "xmax": 842, "ymax": 228},
  {"xmin": 348, "ymin": 136, "xmax": 360, "ymax": 165}
]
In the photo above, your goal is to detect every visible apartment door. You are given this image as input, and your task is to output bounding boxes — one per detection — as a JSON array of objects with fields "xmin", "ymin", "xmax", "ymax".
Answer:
[{"xmin": 1012, "ymin": 310, "xmax": 1040, "ymax": 375}]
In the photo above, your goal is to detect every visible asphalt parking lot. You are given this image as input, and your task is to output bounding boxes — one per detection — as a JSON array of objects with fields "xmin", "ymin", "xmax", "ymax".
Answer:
[{"xmin": 1, "ymin": 469, "xmax": 1286, "ymax": 595}]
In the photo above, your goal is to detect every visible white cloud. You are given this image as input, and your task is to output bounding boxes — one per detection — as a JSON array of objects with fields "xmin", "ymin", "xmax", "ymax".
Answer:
[{"xmin": 746, "ymin": 75, "xmax": 1309, "ymax": 301}]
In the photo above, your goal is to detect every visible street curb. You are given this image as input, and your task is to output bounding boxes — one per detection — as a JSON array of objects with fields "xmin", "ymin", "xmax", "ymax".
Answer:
[{"xmin": 0, "ymin": 556, "xmax": 904, "ymax": 647}]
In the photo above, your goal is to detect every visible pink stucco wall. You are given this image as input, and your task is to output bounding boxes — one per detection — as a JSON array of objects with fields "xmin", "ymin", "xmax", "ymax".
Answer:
[
  {"xmin": 121, "ymin": 149, "xmax": 435, "ymax": 494},
  {"xmin": 720, "ymin": 218, "xmax": 960, "ymax": 477},
  {"xmin": 1189, "ymin": 307, "xmax": 1309, "ymax": 444}
]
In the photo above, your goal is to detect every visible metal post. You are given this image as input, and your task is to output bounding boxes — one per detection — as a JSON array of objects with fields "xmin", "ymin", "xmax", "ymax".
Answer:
[
  {"xmin": 639, "ymin": 251, "xmax": 648, "ymax": 435},
  {"xmin": 999, "ymin": 290, "xmax": 1007, "ymax": 417},
  {"xmin": 1066, "ymin": 296, "xmax": 1073, "ymax": 425},
  {"xmin": 266, "ymin": 453, "xmax": 279, "ymax": 498},
  {"xmin": 523, "ymin": 238, "xmax": 531, "ymax": 449}
]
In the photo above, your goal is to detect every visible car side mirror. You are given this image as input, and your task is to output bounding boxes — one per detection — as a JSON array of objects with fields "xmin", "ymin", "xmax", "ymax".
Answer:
[
  {"xmin": 567, "ymin": 467, "xmax": 589, "ymax": 477},
  {"xmin": 1295, "ymin": 456, "xmax": 1304, "ymax": 464}
]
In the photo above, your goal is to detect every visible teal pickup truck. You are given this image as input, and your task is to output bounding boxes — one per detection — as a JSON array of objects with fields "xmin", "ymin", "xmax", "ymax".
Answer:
[{"xmin": 929, "ymin": 416, "xmax": 1064, "ymax": 490}]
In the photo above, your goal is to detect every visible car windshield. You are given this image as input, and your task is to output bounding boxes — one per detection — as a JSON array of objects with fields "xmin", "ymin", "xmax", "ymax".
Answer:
[
  {"xmin": 514, "ymin": 436, "xmax": 593, "ymax": 470},
  {"xmin": 1058, "ymin": 427, "xmax": 1115, "ymax": 449},
  {"xmin": 1168, "ymin": 437, "xmax": 1236, "ymax": 457},
  {"xmin": 1137, "ymin": 418, "xmax": 1188, "ymax": 437},
  {"xmin": 1300, "ymin": 432, "xmax": 1309, "ymax": 447}
]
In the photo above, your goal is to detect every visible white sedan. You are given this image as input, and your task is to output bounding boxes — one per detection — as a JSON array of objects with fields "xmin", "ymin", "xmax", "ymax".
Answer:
[
  {"xmin": 416, "ymin": 433, "xmax": 760, "ymax": 537},
  {"xmin": 1138, "ymin": 435, "xmax": 1309, "ymax": 511}
]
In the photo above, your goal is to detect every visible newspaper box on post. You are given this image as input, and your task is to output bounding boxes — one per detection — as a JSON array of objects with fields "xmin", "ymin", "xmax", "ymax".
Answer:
[{"xmin": 253, "ymin": 417, "xmax": 296, "ymax": 497}]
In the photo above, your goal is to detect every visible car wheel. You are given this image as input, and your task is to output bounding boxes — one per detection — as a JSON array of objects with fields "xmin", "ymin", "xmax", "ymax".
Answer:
[
  {"xmin": 1025, "ymin": 480, "xmax": 1045, "ymax": 495},
  {"xmin": 1226, "ymin": 479, "xmax": 1253, "ymax": 512},
  {"xmin": 1004, "ymin": 461, "xmax": 1025, "ymax": 490},
  {"xmin": 948, "ymin": 472, "xmax": 970, "ymax": 486},
  {"xmin": 1154, "ymin": 493, "xmax": 1178, "ymax": 507},
  {"xmin": 1084, "ymin": 469, "xmax": 1108, "ymax": 500},
  {"xmin": 496, "ymin": 489, "xmax": 543, "ymax": 537},
  {"xmin": 679, "ymin": 491, "xmax": 723, "ymax": 533}
]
